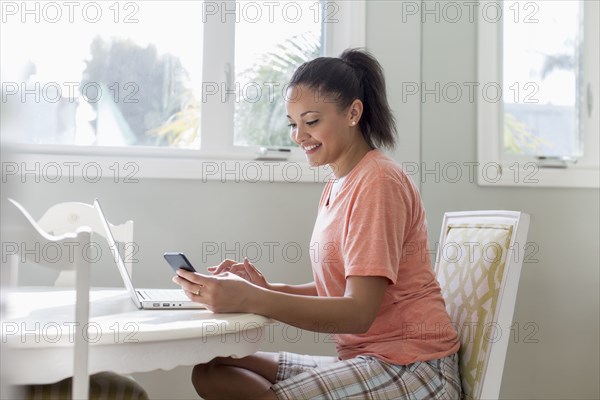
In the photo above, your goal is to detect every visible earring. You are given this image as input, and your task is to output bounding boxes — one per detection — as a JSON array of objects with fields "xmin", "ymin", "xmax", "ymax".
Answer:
[{"xmin": 351, "ymin": 121, "xmax": 356, "ymax": 126}]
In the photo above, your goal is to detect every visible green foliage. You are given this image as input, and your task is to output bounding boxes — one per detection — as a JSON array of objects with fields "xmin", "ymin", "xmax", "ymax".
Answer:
[
  {"xmin": 504, "ymin": 112, "xmax": 552, "ymax": 155},
  {"xmin": 234, "ymin": 31, "xmax": 321, "ymax": 147},
  {"xmin": 146, "ymin": 91, "xmax": 200, "ymax": 148}
]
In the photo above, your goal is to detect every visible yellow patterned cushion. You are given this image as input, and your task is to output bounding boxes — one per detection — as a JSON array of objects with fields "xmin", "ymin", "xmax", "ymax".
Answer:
[
  {"xmin": 22, "ymin": 372, "xmax": 149, "ymax": 400},
  {"xmin": 436, "ymin": 223, "xmax": 513, "ymax": 400}
]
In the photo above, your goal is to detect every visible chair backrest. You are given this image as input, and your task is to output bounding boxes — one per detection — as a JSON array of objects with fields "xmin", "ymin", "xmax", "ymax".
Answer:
[
  {"xmin": 433, "ymin": 210, "xmax": 530, "ymax": 400},
  {"xmin": 8, "ymin": 198, "xmax": 134, "ymax": 284}
]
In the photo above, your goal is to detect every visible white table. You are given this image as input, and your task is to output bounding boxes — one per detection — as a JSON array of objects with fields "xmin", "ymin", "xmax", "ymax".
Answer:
[{"xmin": 1, "ymin": 288, "xmax": 270, "ymax": 385}]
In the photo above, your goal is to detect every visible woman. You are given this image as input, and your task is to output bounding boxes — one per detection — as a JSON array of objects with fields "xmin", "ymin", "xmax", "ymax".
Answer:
[{"xmin": 173, "ymin": 48, "xmax": 461, "ymax": 400}]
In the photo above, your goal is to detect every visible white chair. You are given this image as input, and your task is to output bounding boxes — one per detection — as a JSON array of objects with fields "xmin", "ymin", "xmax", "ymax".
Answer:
[
  {"xmin": 433, "ymin": 210, "xmax": 530, "ymax": 400},
  {"xmin": 6, "ymin": 198, "xmax": 143, "ymax": 400},
  {"xmin": 8, "ymin": 198, "xmax": 134, "ymax": 286}
]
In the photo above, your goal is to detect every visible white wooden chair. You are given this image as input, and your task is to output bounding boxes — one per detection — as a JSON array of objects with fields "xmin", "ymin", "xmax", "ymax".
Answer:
[
  {"xmin": 7, "ymin": 198, "xmax": 144, "ymax": 400},
  {"xmin": 433, "ymin": 210, "xmax": 530, "ymax": 400},
  {"xmin": 8, "ymin": 198, "xmax": 134, "ymax": 286}
]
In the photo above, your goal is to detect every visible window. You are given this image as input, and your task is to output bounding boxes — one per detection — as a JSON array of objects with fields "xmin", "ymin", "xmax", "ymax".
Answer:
[
  {"xmin": 1, "ymin": 1, "xmax": 365, "ymax": 181},
  {"xmin": 233, "ymin": 2, "xmax": 322, "ymax": 148},
  {"xmin": 477, "ymin": 0, "xmax": 599, "ymax": 188},
  {"xmin": 2, "ymin": 1, "xmax": 205, "ymax": 149}
]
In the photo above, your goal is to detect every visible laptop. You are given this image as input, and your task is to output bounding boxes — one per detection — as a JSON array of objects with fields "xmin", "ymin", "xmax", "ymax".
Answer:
[{"xmin": 94, "ymin": 198, "xmax": 204, "ymax": 310}]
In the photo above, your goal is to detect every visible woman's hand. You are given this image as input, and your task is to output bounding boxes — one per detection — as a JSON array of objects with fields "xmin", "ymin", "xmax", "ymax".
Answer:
[
  {"xmin": 172, "ymin": 269, "xmax": 259, "ymax": 313},
  {"xmin": 207, "ymin": 258, "xmax": 270, "ymax": 290}
]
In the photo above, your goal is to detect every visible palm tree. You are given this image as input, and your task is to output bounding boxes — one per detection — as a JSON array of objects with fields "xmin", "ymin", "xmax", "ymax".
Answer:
[
  {"xmin": 234, "ymin": 31, "xmax": 321, "ymax": 147},
  {"xmin": 146, "ymin": 90, "xmax": 200, "ymax": 148}
]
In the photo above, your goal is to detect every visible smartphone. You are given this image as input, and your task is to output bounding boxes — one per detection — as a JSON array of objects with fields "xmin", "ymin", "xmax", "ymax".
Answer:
[{"xmin": 163, "ymin": 252, "xmax": 197, "ymax": 273}]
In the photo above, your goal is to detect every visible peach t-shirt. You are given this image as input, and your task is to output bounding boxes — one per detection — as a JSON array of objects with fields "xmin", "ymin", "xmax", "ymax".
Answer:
[{"xmin": 310, "ymin": 149, "xmax": 459, "ymax": 365}]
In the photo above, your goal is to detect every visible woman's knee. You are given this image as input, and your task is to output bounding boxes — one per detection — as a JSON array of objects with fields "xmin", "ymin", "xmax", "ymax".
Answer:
[
  {"xmin": 191, "ymin": 356, "xmax": 275, "ymax": 399},
  {"xmin": 191, "ymin": 359, "xmax": 220, "ymax": 396}
]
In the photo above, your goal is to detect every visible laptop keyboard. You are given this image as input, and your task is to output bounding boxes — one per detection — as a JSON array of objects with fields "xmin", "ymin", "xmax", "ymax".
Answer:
[{"xmin": 138, "ymin": 289, "xmax": 190, "ymax": 301}]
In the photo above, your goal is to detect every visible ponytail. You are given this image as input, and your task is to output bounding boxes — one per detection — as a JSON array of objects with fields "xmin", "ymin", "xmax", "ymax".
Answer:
[{"xmin": 289, "ymin": 48, "xmax": 397, "ymax": 149}]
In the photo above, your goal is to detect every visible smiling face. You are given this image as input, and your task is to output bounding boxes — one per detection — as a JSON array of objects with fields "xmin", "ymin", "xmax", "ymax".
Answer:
[{"xmin": 285, "ymin": 85, "xmax": 369, "ymax": 177}]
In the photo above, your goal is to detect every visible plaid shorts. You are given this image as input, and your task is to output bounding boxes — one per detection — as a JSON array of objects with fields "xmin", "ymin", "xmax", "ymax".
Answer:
[{"xmin": 271, "ymin": 352, "xmax": 461, "ymax": 400}]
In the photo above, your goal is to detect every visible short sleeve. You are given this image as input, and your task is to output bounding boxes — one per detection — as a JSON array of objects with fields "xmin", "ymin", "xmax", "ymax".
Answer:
[{"xmin": 343, "ymin": 173, "xmax": 412, "ymax": 284}]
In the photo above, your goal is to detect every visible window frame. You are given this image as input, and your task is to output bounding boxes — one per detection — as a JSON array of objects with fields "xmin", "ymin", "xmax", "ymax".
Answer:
[
  {"xmin": 4, "ymin": 0, "xmax": 366, "ymax": 182},
  {"xmin": 477, "ymin": 0, "xmax": 599, "ymax": 188}
]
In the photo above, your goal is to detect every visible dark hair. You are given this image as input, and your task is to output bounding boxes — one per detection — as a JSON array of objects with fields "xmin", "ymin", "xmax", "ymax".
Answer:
[{"xmin": 288, "ymin": 48, "xmax": 397, "ymax": 149}]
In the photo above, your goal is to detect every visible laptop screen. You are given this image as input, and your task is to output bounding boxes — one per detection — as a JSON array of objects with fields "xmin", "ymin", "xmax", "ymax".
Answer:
[{"xmin": 93, "ymin": 199, "xmax": 142, "ymax": 308}]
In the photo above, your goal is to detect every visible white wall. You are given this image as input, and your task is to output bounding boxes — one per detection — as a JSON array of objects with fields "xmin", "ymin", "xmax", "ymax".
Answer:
[{"xmin": 417, "ymin": 3, "xmax": 600, "ymax": 399}]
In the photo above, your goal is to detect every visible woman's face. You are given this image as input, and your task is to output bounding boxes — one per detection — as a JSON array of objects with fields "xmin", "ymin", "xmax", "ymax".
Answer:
[{"xmin": 285, "ymin": 85, "xmax": 360, "ymax": 173}]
